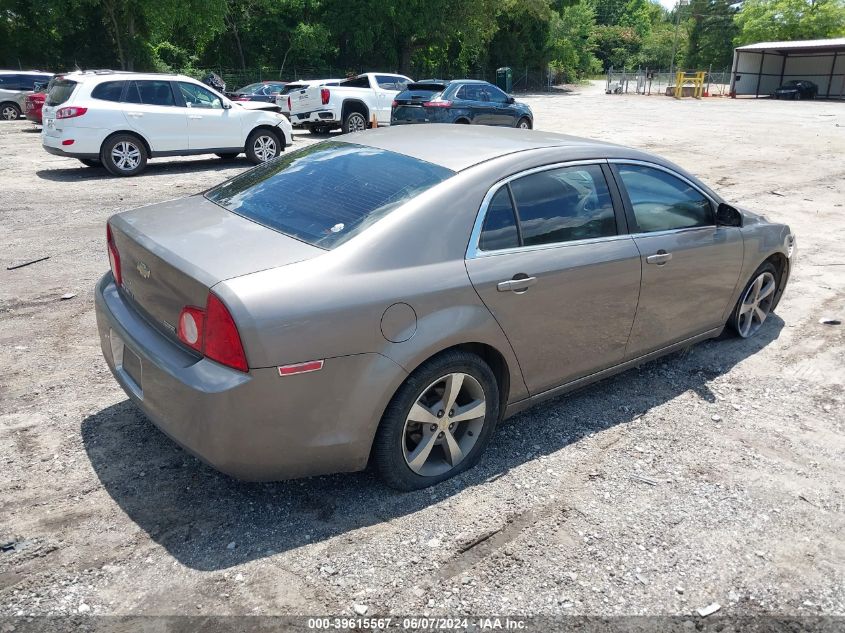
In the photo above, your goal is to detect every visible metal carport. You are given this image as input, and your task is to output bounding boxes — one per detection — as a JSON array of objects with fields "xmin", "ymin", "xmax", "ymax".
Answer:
[{"xmin": 730, "ymin": 38, "xmax": 845, "ymax": 99}]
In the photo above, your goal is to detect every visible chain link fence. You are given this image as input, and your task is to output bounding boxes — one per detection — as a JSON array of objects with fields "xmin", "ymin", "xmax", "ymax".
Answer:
[
  {"xmin": 188, "ymin": 65, "xmax": 560, "ymax": 93},
  {"xmin": 605, "ymin": 67, "xmax": 732, "ymax": 97}
]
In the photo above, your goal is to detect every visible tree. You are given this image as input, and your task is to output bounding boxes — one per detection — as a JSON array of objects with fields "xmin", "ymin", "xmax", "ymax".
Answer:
[
  {"xmin": 735, "ymin": 0, "xmax": 845, "ymax": 45},
  {"xmin": 548, "ymin": 1, "xmax": 602, "ymax": 80}
]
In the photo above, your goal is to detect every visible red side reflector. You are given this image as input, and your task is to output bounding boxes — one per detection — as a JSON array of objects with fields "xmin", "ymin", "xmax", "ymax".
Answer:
[
  {"xmin": 278, "ymin": 360, "xmax": 324, "ymax": 377},
  {"xmin": 61, "ymin": 139, "xmax": 74, "ymax": 146}
]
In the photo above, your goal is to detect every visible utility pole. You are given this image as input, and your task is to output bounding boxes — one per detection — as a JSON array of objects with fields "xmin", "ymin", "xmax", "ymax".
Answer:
[{"xmin": 670, "ymin": 0, "xmax": 689, "ymax": 78}]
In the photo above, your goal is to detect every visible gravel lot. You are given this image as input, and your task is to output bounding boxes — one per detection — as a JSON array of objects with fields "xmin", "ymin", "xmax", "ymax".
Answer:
[{"xmin": 1, "ymin": 82, "xmax": 843, "ymax": 623}]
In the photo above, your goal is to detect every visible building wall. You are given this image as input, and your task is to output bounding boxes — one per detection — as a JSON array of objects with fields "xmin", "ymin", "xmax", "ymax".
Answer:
[{"xmin": 731, "ymin": 50, "xmax": 844, "ymax": 98}]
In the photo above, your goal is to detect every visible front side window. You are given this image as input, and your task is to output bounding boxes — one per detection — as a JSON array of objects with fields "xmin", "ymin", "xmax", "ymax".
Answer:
[
  {"xmin": 509, "ymin": 165, "xmax": 617, "ymax": 246},
  {"xmin": 456, "ymin": 84, "xmax": 483, "ymax": 101},
  {"xmin": 126, "ymin": 80, "xmax": 176, "ymax": 106},
  {"xmin": 0, "ymin": 74, "xmax": 18, "ymax": 89},
  {"xmin": 206, "ymin": 142, "xmax": 454, "ymax": 249},
  {"xmin": 617, "ymin": 164, "xmax": 713, "ymax": 233},
  {"xmin": 485, "ymin": 85, "xmax": 510, "ymax": 103},
  {"xmin": 178, "ymin": 82, "xmax": 222, "ymax": 109},
  {"xmin": 479, "ymin": 188, "xmax": 519, "ymax": 251}
]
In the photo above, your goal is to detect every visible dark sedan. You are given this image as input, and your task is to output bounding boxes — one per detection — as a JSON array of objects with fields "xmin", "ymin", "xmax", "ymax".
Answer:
[
  {"xmin": 773, "ymin": 80, "xmax": 818, "ymax": 100},
  {"xmin": 391, "ymin": 80, "xmax": 533, "ymax": 129},
  {"xmin": 231, "ymin": 81, "xmax": 287, "ymax": 103}
]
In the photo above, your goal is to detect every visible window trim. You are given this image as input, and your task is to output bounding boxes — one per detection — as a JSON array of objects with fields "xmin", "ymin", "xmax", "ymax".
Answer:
[
  {"xmin": 608, "ymin": 159, "xmax": 717, "ymax": 236},
  {"xmin": 466, "ymin": 159, "xmax": 628, "ymax": 260}
]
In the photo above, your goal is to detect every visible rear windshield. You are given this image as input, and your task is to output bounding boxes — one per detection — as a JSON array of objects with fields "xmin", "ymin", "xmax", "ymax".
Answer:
[
  {"xmin": 396, "ymin": 85, "xmax": 444, "ymax": 102},
  {"xmin": 205, "ymin": 142, "xmax": 454, "ymax": 249},
  {"xmin": 46, "ymin": 79, "xmax": 77, "ymax": 106}
]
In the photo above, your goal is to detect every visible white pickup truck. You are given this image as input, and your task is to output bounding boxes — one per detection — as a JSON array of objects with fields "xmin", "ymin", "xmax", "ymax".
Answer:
[{"xmin": 288, "ymin": 72, "xmax": 411, "ymax": 134}]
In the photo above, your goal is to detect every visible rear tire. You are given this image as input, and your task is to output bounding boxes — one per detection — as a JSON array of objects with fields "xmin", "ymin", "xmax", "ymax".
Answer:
[
  {"xmin": 100, "ymin": 134, "xmax": 147, "ymax": 177},
  {"xmin": 342, "ymin": 110, "xmax": 367, "ymax": 134},
  {"xmin": 215, "ymin": 152, "xmax": 239, "ymax": 160},
  {"xmin": 78, "ymin": 159, "xmax": 101, "ymax": 168},
  {"xmin": 373, "ymin": 350, "xmax": 499, "ymax": 490},
  {"xmin": 1, "ymin": 102, "xmax": 21, "ymax": 120},
  {"xmin": 245, "ymin": 128, "xmax": 283, "ymax": 164}
]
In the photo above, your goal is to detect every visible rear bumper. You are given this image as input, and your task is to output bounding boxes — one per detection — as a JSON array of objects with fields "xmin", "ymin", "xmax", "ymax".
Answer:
[
  {"xmin": 94, "ymin": 273, "xmax": 406, "ymax": 481},
  {"xmin": 42, "ymin": 126, "xmax": 104, "ymax": 158},
  {"xmin": 292, "ymin": 109, "xmax": 339, "ymax": 126}
]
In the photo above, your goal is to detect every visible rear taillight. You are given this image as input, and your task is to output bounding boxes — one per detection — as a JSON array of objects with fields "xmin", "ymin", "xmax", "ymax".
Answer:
[
  {"xmin": 177, "ymin": 306, "xmax": 205, "ymax": 353},
  {"xmin": 56, "ymin": 106, "xmax": 87, "ymax": 119},
  {"xmin": 177, "ymin": 293, "xmax": 248, "ymax": 372},
  {"xmin": 423, "ymin": 100, "xmax": 452, "ymax": 108},
  {"xmin": 235, "ymin": 97, "xmax": 250, "ymax": 101},
  {"xmin": 392, "ymin": 100, "xmax": 398, "ymax": 108},
  {"xmin": 287, "ymin": 96, "xmax": 292, "ymax": 111},
  {"xmin": 106, "ymin": 223, "xmax": 122, "ymax": 286},
  {"xmin": 320, "ymin": 88, "xmax": 330, "ymax": 105}
]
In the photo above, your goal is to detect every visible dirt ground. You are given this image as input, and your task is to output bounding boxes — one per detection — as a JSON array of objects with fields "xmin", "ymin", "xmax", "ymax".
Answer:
[{"xmin": 1, "ymin": 82, "xmax": 843, "ymax": 623}]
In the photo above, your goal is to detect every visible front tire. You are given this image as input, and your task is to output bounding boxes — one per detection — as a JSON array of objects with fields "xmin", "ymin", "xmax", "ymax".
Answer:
[
  {"xmin": 1, "ymin": 103, "xmax": 21, "ymax": 120},
  {"xmin": 245, "ymin": 128, "xmax": 282, "ymax": 164},
  {"xmin": 101, "ymin": 134, "xmax": 147, "ymax": 177},
  {"xmin": 517, "ymin": 117, "xmax": 532, "ymax": 130},
  {"xmin": 373, "ymin": 350, "xmax": 500, "ymax": 490},
  {"xmin": 729, "ymin": 262, "xmax": 779, "ymax": 339},
  {"xmin": 342, "ymin": 111, "xmax": 367, "ymax": 134}
]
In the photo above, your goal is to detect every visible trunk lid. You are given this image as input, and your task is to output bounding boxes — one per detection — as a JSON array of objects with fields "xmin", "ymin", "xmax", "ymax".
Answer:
[
  {"xmin": 392, "ymin": 84, "xmax": 446, "ymax": 123},
  {"xmin": 289, "ymin": 85, "xmax": 325, "ymax": 115},
  {"xmin": 109, "ymin": 195, "xmax": 323, "ymax": 341}
]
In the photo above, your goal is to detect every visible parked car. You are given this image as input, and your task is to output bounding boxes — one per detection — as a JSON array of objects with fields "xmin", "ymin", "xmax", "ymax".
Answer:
[
  {"xmin": 289, "ymin": 72, "xmax": 411, "ymax": 134},
  {"xmin": 95, "ymin": 125, "xmax": 794, "ymax": 489},
  {"xmin": 40, "ymin": 70, "xmax": 293, "ymax": 176},
  {"xmin": 0, "ymin": 70, "xmax": 53, "ymax": 120},
  {"xmin": 392, "ymin": 80, "xmax": 533, "ymax": 129},
  {"xmin": 25, "ymin": 91, "xmax": 46, "ymax": 124},
  {"xmin": 230, "ymin": 81, "xmax": 287, "ymax": 103},
  {"xmin": 773, "ymin": 80, "xmax": 818, "ymax": 100},
  {"xmin": 275, "ymin": 78, "xmax": 342, "ymax": 121}
]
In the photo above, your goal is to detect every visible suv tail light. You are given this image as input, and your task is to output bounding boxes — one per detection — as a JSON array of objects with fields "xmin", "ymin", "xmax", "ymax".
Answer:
[
  {"xmin": 288, "ymin": 96, "xmax": 292, "ymax": 111},
  {"xmin": 177, "ymin": 293, "xmax": 248, "ymax": 372},
  {"xmin": 106, "ymin": 223, "xmax": 122, "ymax": 286},
  {"xmin": 423, "ymin": 100, "xmax": 452, "ymax": 108},
  {"xmin": 56, "ymin": 106, "xmax": 87, "ymax": 119},
  {"xmin": 320, "ymin": 88, "xmax": 330, "ymax": 105}
]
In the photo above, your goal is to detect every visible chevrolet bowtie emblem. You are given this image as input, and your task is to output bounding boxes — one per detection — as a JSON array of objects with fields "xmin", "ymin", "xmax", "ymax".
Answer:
[{"xmin": 136, "ymin": 261, "xmax": 151, "ymax": 279}]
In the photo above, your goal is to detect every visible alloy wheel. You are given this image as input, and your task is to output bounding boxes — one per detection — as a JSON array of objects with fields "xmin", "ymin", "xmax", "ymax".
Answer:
[
  {"xmin": 518, "ymin": 119, "xmax": 531, "ymax": 129},
  {"xmin": 347, "ymin": 113, "xmax": 366, "ymax": 132},
  {"xmin": 402, "ymin": 372, "xmax": 487, "ymax": 477},
  {"xmin": 111, "ymin": 141, "xmax": 141, "ymax": 171},
  {"xmin": 737, "ymin": 271, "xmax": 776, "ymax": 338},
  {"xmin": 2, "ymin": 105, "xmax": 18, "ymax": 120},
  {"xmin": 252, "ymin": 135, "xmax": 277, "ymax": 161}
]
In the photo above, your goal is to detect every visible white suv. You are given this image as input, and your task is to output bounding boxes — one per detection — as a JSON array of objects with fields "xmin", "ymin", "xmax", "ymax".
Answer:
[{"xmin": 41, "ymin": 71, "xmax": 293, "ymax": 176}]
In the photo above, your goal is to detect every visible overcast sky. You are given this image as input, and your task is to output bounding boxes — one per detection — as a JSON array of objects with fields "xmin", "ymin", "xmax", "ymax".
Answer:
[{"xmin": 656, "ymin": 0, "xmax": 678, "ymax": 8}]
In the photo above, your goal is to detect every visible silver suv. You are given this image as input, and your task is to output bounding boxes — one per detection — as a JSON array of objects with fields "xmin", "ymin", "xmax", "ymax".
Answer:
[{"xmin": 0, "ymin": 70, "xmax": 53, "ymax": 120}]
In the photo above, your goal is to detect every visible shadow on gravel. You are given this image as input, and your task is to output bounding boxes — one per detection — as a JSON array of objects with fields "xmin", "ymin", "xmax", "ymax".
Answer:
[
  {"xmin": 82, "ymin": 317, "xmax": 783, "ymax": 571},
  {"xmin": 35, "ymin": 157, "xmax": 250, "ymax": 181}
]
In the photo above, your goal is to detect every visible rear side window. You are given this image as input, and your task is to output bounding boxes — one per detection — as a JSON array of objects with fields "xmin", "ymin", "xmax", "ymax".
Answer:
[
  {"xmin": 617, "ymin": 164, "xmax": 713, "ymax": 233},
  {"xmin": 91, "ymin": 81, "xmax": 125, "ymax": 102},
  {"xmin": 125, "ymin": 80, "xmax": 176, "ymax": 106},
  {"xmin": 509, "ymin": 165, "xmax": 617, "ymax": 246},
  {"xmin": 206, "ymin": 142, "xmax": 454, "ymax": 249},
  {"xmin": 479, "ymin": 188, "xmax": 519, "ymax": 251},
  {"xmin": 375, "ymin": 75, "xmax": 408, "ymax": 90},
  {"xmin": 340, "ymin": 76, "xmax": 370, "ymax": 88},
  {"xmin": 46, "ymin": 79, "xmax": 77, "ymax": 106}
]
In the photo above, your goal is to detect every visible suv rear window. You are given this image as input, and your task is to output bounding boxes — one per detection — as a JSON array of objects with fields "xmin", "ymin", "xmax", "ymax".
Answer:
[
  {"xmin": 46, "ymin": 79, "xmax": 77, "ymax": 106},
  {"xmin": 206, "ymin": 141, "xmax": 454, "ymax": 249}
]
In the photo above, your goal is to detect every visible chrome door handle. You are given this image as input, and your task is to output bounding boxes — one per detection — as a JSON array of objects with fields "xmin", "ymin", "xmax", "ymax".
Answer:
[
  {"xmin": 646, "ymin": 251, "xmax": 672, "ymax": 265},
  {"xmin": 127, "ymin": 112, "xmax": 143, "ymax": 118},
  {"xmin": 497, "ymin": 276, "xmax": 537, "ymax": 292},
  {"xmin": 188, "ymin": 114, "xmax": 203, "ymax": 119}
]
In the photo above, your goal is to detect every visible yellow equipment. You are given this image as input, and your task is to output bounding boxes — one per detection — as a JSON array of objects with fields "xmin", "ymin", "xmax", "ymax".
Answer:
[{"xmin": 673, "ymin": 71, "xmax": 706, "ymax": 99}]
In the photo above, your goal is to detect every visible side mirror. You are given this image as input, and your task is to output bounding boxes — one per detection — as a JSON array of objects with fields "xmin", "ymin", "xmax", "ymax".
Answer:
[
  {"xmin": 222, "ymin": 99, "xmax": 232, "ymax": 110},
  {"xmin": 716, "ymin": 202, "xmax": 742, "ymax": 227},
  {"xmin": 507, "ymin": 96, "xmax": 515, "ymax": 104}
]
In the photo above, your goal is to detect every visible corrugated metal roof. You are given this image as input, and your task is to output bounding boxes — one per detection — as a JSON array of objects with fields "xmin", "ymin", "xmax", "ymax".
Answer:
[{"xmin": 736, "ymin": 38, "xmax": 845, "ymax": 53}]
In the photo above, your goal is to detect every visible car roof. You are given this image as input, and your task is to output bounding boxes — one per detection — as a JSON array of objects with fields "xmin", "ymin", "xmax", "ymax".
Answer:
[
  {"xmin": 54, "ymin": 70, "xmax": 200, "ymax": 83},
  {"xmin": 339, "ymin": 125, "xmax": 651, "ymax": 172},
  {"xmin": 0, "ymin": 70, "xmax": 51, "ymax": 75}
]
